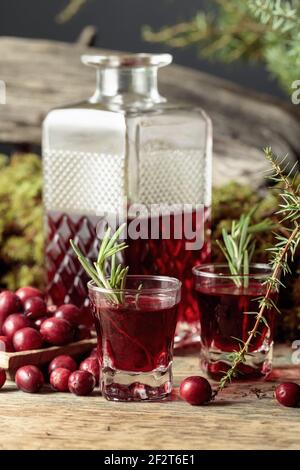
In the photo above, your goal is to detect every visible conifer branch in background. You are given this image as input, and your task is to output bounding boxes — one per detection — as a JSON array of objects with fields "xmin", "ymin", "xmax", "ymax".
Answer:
[{"xmin": 143, "ymin": 0, "xmax": 300, "ymax": 94}]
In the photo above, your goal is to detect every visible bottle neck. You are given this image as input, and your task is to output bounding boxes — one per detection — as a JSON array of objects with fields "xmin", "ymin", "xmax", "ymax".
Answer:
[{"xmin": 90, "ymin": 67, "xmax": 165, "ymax": 107}]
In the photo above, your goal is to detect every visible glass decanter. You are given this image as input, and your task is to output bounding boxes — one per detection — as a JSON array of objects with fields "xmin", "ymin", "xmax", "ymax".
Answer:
[{"xmin": 42, "ymin": 53, "xmax": 212, "ymax": 343}]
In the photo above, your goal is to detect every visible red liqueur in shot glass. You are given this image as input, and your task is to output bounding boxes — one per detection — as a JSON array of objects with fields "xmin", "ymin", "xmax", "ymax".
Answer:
[
  {"xmin": 88, "ymin": 275, "xmax": 181, "ymax": 401},
  {"xmin": 193, "ymin": 264, "xmax": 277, "ymax": 380}
]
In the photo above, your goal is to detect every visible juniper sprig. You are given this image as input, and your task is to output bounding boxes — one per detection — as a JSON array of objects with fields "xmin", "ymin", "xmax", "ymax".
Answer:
[{"xmin": 217, "ymin": 147, "xmax": 300, "ymax": 392}]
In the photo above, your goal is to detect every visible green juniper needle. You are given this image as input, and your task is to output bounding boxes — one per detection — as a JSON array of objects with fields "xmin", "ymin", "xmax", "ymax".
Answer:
[{"xmin": 217, "ymin": 147, "xmax": 300, "ymax": 393}]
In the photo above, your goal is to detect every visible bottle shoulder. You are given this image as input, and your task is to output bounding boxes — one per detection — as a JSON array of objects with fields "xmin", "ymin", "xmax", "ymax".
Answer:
[{"xmin": 44, "ymin": 100, "xmax": 211, "ymax": 125}]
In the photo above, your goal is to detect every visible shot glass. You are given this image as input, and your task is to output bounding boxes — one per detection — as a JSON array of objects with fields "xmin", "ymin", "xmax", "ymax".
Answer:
[
  {"xmin": 193, "ymin": 263, "xmax": 277, "ymax": 380},
  {"xmin": 88, "ymin": 275, "xmax": 181, "ymax": 401}
]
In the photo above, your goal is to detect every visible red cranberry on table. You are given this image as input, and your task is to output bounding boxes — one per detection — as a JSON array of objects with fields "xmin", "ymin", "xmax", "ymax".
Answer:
[
  {"xmin": 40, "ymin": 318, "xmax": 74, "ymax": 346},
  {"xmin": 179, "ymin": 376, "xmax": 212, "ymax": 406},
  {"xmin": 2, "ymin": 313, "xmax": 32, "ymax": 339},
  {"xmin": 24, "ymin": 297, "xmax": 47, "ymax": 320},
  {"xmin": 0, "ymin": 291, "xmax": 22, "ymax": 333},
  {"xmin": 75, "ymin": 325, "xmax": 92, "ymax": 341},
  {"xmin": 50, "ymin": 367, "xmax": 71, "ymax": 392},
  {"xmin": 275, "ymin": 382, "xmax": 300, "ymax": 407},
  {"xmin": 15, "ymin": 286, "xmax": 44, "ymax": 305},
  {"xmin": 48, "ymin": 355, "xmax": 77, "ymax": 374},
  {"xmin": 0, "ymin": 335, "xmax": 14, "ymax": 352},
  {"xmin": 13, "ymin": 327, "xmax": 43, "ymax": 352},
  {"xmin": 79, "ymin": 357, "xmax": 100, "ymax": 384},
  {"xmin": 15, "ymin": 365, "xmax": 44, "ymax": 393},
  {"xmin": 68, "ymin": 370, "xmax": 96, "ymax": 396},
  {"xmin": 54, "ymin": 304, "xmax": 82, "ymax": 326},
  {"xmin": 0, "ymin": 368, "xmax": 6, "ymax": 389}
]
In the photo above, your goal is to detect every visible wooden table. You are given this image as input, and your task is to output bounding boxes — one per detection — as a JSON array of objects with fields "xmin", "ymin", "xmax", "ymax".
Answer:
[{"xmin": 0, "ymin": 344, "xmax": 299, "ymax": 450}]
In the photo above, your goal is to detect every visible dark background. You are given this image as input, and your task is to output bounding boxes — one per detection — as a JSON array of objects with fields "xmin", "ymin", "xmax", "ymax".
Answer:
[{"xmin": 0, "ymin": 0, "xmax": 284, "ymax": 98}]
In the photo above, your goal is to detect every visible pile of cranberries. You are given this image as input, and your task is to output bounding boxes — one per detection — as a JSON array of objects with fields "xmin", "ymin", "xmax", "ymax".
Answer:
[
  {"xmin": 0, "ymin": 287, "xmax": 92, "ymax": 352},
  {"xmin": 0, "ymin": 286, "xmax": 98, "ymax": 395},
  {"xmin": 14, "ymin": 351, "xmax": 99, "ymax": 395}
]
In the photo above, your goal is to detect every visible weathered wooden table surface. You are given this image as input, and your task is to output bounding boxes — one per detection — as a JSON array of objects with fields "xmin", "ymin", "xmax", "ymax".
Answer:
[{"xmin": 0, "ymin": 344, "xmax": 299, "ymax": 450}]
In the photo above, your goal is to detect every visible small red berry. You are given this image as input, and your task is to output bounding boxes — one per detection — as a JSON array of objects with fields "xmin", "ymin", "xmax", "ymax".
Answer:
[
  {"xmin": 68, "ymin": 370, "xmax": 95, "ymax": 396},
  {"xmin": 13, "ymin": 327, "xmax": 43, "ymax": 352},
  {"xmin": 0, "ymin": 368, "xmax": 6, "ymax": 389},
  {"xmin": 275, "ymin": 382, "xmax": 300, "ymax": 407},
  {"xmin": 50, "ymin": 368, "xmax": 71, "ymax": 392},
  {"xmin": 48, "ymin": 355, "xmax": 77, "ymax": 374},
  {"xmin": 40, "ymin": 318, "xmax": 74, "ymax": 346},
  {"xmin": 79, "ymin": 357, "xmax": 100, "ymax": 384},
  {"xmin": 0, "ymin": 291, "xmax": 22, "ymax": 333},
  {"xmin": 2, "ymin": 313, "xmax": 31, "ymax": 339},
  {"xmin": 15, "ymin": 365, "xmax": 44, "ymax": 393},
  {"xmin": 15, "ymin": 286, "xmax": 44, "ymax": 305},
  {"xmin": 179, "ymin": 376, "xmax": 212, "ymax": 405},
  {"xmin": 55, "ymin": 304, "xmax": 82, "ymax": 326},
  {"xmin": 24, "ymin": 297, "xmax": 47, "ymax": 320}
]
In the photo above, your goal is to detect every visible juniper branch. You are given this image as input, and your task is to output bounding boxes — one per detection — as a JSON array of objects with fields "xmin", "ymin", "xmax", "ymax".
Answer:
[{"xmin": 217, "ymin": 147, "xmax": 300, "ymax": 393}]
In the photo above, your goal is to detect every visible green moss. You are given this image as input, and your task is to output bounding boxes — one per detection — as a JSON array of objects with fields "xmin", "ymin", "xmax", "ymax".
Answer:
[{"xmin": 0, "ymin": 154, "xmax": 44, "ymax": 290}]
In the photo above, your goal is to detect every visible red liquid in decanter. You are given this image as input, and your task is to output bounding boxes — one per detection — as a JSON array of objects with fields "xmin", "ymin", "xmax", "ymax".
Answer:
[{"xmin": 45, "ymin": 208, "xmax": 210, "ymax": 337}]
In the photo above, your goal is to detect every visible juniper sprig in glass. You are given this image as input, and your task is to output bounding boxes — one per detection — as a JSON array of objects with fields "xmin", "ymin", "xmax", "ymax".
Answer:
[
  {"xmin": 88, "ymin": 275, "xmax": 181, "ymax": 401},
  {"xmin": 193, "ymin": 264, "xmax": 277, "ymax": 380},
  {"xmin": 42, "ymin": 53, "xmax": 212, "ymax": 343}
]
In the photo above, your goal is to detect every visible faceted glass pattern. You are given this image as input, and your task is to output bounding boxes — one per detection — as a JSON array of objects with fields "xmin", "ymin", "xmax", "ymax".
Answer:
[{"xmin": 43, "ymin": 54, "xmax": 212, "ymax": 345}]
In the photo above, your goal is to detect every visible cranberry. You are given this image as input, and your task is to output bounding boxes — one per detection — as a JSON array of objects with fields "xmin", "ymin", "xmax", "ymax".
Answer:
[
  {"xmin": 50, "ymin": 367, "xmax": 71, "ymax": 392},
  {"xmin": 179, "ymin": 376, "xmax": 212, "ymax": 405},
  {"xmin": 15, "ymin": 365, "xmax": 44, "ymax": 393},
  {"xmin": 0, "ymin": 368, "xmax": 6, "ymax": 389},
  {"xmin": 79, "ymin": 357, "xmax": 100, "ymax": 384},
  {"xmin": 0, "ymin": 291, "xmax": 22, "ymax": 333},
  {"xmin": 40, "ymin": 318, "xmax": 74, "ymax": 346},
  {"xmin": 34, "ymin": 317, "xmax": 48, "ymax": 329},
  {"xmin": 13, "ymin": 327, "xmax": 43, "ymax": 352},
  {"xmin": 275, "ymin": 382, "xmax": 300, "ymax": 407},
  {"xmin": 54, "ymin": 304, "xmax": 82, "ymax": 326},
  {"xmin": 75, "ymin": 325, "xmax": 92, "ymax": 341},
  {"xmin": 2, "ymin": 313, "xmax": 31, "ymax": 339},
  {"xmin": 0, "ymin": 335, "xmax": 14, "ymax": 352},
  {"xmin": 68, "ymin": 370, "xmax": 95, "ymax": 396},
  {"xmin": 24, "ymin": 297, "xmax": 47, "ymax": 320},
  {"xmin": 15, "ymin": 286, "xmax": 43, "ymax": 305},
  {"xmin": 48, "ymin": 355, "xmax": 77, "ymax": 374}
]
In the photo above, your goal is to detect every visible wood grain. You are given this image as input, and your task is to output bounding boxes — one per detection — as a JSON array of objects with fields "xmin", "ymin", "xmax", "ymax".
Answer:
[
  {"xmin": 0, "ymin": 344, "xmax": 299, "ymax": 450},
  {"xmin": 0, "ymin": 37, "xmax": 299, "ymax": 187}
]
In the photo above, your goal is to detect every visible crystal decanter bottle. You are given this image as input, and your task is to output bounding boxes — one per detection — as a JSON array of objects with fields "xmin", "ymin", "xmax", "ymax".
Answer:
[{"xmin": 42, "ymin": 53, "xmax": 212, "ymax": 343}]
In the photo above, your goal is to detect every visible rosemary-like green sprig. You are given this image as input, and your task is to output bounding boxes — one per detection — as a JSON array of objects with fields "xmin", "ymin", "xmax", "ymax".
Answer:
[
  {"xmin": 216, "ymin": 207, "xmax": 273, "ymax": 287},
  {"xmin": 217, "ymin": 147, "xmax": 300, "ymax": 393},
  {"xmin": 70, "ymin": 223, "xmax": 129, "ymax": 304}
]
